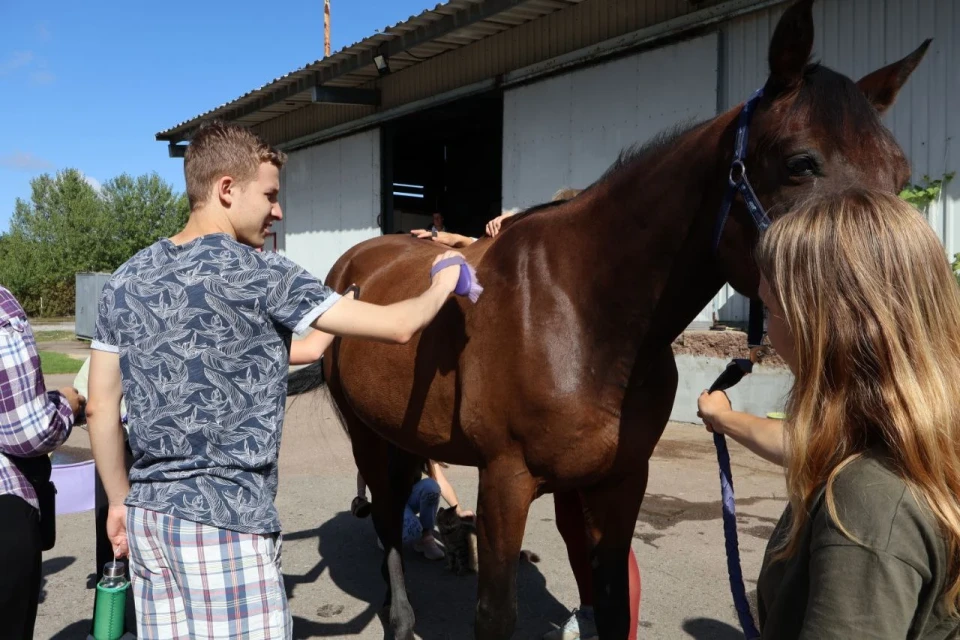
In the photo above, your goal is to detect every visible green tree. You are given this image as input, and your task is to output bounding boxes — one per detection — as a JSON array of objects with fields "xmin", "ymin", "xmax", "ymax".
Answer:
[
  {"xmin": 0, "ymin": 169, "xmax": 190, "ymax": 316},
  {"xmin": 100, "ymin": 173, "xmax": 189, "ymax": 264}
]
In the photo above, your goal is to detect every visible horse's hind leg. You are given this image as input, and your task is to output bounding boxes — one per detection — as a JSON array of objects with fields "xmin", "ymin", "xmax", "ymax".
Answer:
[
  {"xmin": 474, "ymin": 457, "xmax": 538, "ymax": 640},
  {"xmin": 578, "ymin": 470, "xmax": 648, "ymax": 640},
  {"xmin": 343, "ymin": 411, "xmax": 418, "ymax": 640}
]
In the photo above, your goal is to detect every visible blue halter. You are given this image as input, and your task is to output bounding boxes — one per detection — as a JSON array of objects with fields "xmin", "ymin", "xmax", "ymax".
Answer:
[
  {"xmin": 708, "ymin": 88, "xmax": 773, "ymax": 640},
  {"xmin": 713, "ymin": 88, "xmax": 773, "ymax": 254}
]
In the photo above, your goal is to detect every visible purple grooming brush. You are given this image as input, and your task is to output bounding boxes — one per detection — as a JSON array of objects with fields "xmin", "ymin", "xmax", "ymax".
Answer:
[{"xmin": 430, "ymin": 256, "xmax": 483, "ymax": 303}]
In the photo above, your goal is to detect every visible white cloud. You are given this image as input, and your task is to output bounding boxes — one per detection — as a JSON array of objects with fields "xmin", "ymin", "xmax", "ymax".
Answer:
[
  {"xmin": 36, "ymin": 23, "xmax": 51, "ymax": 43},
  {"xmin": 0, "ymin": 151, "xmax": 54, "ymax": 172},
  {"xmin": 80, "ymin": 172, "xmax": 102, "ymax": 193},
  {"xmin": 30, "ymin": 70, "xmax": 55, "ymax": 85},
  {"xmin": 0, "ymin": 50, "xmax": 54, "ymax": 86},
  {"xmin": 0, "ymin": 51, "xmax": 34, "ymax": 75}
]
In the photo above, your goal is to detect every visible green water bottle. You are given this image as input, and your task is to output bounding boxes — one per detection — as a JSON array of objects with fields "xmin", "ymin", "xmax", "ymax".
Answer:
[{"xmin": 92, "ymin": 560, "xmax": 129, "ymax": 640}]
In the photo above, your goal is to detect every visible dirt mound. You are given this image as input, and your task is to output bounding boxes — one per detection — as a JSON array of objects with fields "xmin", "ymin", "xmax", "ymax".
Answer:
[{"xmin": 672, "ymin": 329, "xmax": 789, "ymax": 370}]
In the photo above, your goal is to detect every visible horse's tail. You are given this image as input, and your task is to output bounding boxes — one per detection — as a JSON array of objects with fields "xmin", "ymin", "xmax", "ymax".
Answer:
[{"xmin": 287, "ymin": 358, "xmax": 326, "ymax": 396}]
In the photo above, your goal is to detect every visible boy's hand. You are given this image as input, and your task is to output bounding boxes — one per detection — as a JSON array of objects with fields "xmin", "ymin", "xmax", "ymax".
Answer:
[{"xmin": 431, "ymin": 251, "xmax": 464, "ymax": 294}]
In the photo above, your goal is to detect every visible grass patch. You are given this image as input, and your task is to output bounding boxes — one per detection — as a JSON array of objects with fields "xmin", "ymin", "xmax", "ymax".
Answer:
[
  {"xmin": 39, "ymin": 351, "xmax": 83, "ymax": 375},
  {"xmin": 33, "ymin": 330, "xmax": 76, "ymax": 343}
]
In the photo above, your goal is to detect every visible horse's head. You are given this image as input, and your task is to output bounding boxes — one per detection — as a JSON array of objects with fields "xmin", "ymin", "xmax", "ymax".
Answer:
[{"xmin": 717, "ymin": 0, "xmax": 930, "ymax": 296}]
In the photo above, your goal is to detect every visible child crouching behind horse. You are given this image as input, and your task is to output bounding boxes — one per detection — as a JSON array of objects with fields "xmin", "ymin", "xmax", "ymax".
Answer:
[
  {"xmin": 409, "ymin": 187, "xmax": 641, "ymax": 640},
  {"xmin": 705, "ymin": 188, "xmax": 960, "ymax": 638},
  {"xmin": 355, "ymin": 460, "xmax": 474, "ymax": 560}
]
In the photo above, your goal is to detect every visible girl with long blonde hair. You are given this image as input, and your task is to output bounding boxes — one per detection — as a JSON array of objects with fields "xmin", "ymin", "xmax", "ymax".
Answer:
[{"xmin": 699, "ymin": 187, "xmax": 960, "ymax": 637}]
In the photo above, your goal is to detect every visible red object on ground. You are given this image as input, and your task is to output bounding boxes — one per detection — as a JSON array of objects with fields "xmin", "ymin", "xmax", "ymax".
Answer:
[{"xmin": 554, "ymin": 491, "xmax": 641, "ymax": 638}]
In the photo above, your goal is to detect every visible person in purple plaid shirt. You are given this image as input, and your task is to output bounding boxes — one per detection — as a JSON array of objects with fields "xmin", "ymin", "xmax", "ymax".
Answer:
[
  {"xmin": 85, "ymin": 121, "xmax": 462, "ymax": 640},
  {"xmin": 0, "ymin": 285, "xmax": 85, "ymax": 638}
]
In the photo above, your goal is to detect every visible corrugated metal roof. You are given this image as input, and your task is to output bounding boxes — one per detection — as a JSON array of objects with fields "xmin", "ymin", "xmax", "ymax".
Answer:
[{"xmin": 157, "ymin": 0, "xmax": 585, "ymax": 141}]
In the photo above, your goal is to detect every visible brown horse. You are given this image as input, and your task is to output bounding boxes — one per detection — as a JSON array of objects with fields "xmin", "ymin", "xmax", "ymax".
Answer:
[{"xmin": 288, "ymin": 1, "xmax": 930, "ymax": 637}]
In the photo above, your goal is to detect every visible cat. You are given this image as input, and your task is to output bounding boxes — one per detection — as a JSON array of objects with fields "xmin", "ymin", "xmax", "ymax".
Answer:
[
  {"xmin": 435, "ymin": 506, "xmax": 540, "ymax": 576},
  {"xmin": 436, "ymin": 505, "xmax": 478, "ymax": 575}
]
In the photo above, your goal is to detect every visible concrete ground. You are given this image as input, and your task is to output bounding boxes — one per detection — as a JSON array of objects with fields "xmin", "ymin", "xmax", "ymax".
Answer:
[
  {"xmin": 30, "ymin": 321, "xmax": 78, "ymax": 333},
  {"xmin": 35, "ymin": 335, "xmax": 787, "ymax": 639}
]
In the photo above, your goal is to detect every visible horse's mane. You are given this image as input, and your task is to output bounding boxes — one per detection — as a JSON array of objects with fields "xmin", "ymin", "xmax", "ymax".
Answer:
[
  {"xmin": 596, "ymin": 117, "xmax": 706, "ymax": 186},
  {"xmin": 500, "ymin": 61, "xmax": 873, "ymax": 230},
  {"xmin": 499, "ymin": 119, "xmax": 704, "ymax": 228},
  {"xmin": 499, "ymin": 199, "xmax": 568, "ymax": 226}
]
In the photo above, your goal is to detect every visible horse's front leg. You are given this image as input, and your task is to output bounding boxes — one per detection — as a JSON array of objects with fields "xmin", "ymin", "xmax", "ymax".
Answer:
[
  {"xmin": 580, "ymin": 469, "xmax": 648, "ymax": 639},
  {"xmin": 474, "ymin": 457, "xmax": 538, "ymax": 640}
]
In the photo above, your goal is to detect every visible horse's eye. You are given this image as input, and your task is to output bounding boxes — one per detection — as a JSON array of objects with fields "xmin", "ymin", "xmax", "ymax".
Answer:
[{"xmin": 786, "ymin": 155, "xmax": 819, "ymax": 177}]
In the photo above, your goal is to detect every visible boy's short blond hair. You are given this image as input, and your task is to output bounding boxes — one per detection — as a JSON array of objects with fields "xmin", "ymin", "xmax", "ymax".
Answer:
[{"xmin": 183, "ymin": 121, "xmax": 287, "ymax": 210}]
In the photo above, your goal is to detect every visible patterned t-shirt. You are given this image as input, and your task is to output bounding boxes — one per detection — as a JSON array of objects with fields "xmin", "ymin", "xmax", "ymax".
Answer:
[{"xmin": 92, "ymin": 233, "xmax": 340, "ymax": 534}]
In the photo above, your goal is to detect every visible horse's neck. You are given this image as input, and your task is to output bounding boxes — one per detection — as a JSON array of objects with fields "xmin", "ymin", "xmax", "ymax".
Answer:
[{"xmin": 564, "ymin": 112, "xmax": 738, "ymax": 383}]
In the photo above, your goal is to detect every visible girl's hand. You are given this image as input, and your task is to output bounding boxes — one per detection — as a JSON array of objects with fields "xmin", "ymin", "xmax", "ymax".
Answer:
[
  {"xmin": 485, "ymin": 212, "xmax": 515, "ymax": 238},
  {"xmin": 411, "ymin": 229, "xmax": 459, "ymax": 247},
  {"xmin": 698, "ymin": 390, "xmax": 732, "ymax": 434}
]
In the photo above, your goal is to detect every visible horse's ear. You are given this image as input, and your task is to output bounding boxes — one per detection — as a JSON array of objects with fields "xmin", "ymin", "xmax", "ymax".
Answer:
[
  {"xmin": 856, "ymin": 39, "xmax": 932, "ymax": 115},
  {"xmin": 767, "ymin": 0, "xmax": 815, "ymax": 93}
]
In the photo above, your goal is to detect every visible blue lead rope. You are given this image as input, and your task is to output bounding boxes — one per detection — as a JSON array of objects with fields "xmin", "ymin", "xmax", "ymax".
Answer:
[
  {"xmin": 707, "ymin": 359, "xmax": 760, "ymax": 639},
  {"xmin": 715, "ymin": 431, "xmax": 761, "ymax": 639}
]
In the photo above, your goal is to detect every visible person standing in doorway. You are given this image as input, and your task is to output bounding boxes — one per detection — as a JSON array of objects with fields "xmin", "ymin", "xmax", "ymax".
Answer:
[{"xmin": 430, "ymin": 212, "xmax": 446, "ymax": 234}]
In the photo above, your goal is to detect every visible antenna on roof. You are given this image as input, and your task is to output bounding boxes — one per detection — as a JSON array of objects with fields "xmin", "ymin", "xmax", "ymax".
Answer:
[{"xmin": 324, "ymin": 0, "xmax": 331, "ymax": 57}]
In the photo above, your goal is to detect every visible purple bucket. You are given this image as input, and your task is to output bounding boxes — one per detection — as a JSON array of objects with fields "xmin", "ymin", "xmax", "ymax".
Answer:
[{"xmin": 51, "ymin": 460, "xmax": 96, "ymax": 515}]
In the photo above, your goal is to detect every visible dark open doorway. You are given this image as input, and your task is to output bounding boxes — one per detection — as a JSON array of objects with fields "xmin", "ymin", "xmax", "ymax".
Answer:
[{"xmin": 382, "ymin": 90, "xmax": 503, "ymax": 239}]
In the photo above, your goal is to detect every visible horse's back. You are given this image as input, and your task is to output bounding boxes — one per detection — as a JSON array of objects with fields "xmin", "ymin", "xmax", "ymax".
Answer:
[{"xmin": 325, "ymin": 233, "xmax": 492, "ymax": 302}]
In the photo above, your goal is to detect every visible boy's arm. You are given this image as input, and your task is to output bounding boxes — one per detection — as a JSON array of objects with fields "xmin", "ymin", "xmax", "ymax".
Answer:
[
  {"xmin": 289, "ymin": 291, "xmax": 356, "ymax": 365},
  {"xmin": 87, "ymin": 349, "xmax": 129, "ymax": 506},
  {"xmin": 311, "ymin": 252, "xmax": 461, "ymax": 343},
  {"xmin": 289, "ymin": 331, "xmax": 334, "ymax": 365}
]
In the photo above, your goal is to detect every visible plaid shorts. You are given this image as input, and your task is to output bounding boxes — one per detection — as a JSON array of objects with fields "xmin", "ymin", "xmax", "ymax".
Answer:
[{"xmin": 127, "ymin": 506, "xmax": 292, "ymax": 640}]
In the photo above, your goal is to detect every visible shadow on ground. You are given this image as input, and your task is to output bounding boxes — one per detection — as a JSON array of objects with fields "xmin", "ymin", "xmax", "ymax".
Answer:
[
  {"xmin": 50, "ymin": 619, "xmax": 93, "ymax": 640},
  {"xmin": 285, "ymin": 511, "xmax": 570, "ymax": 639},
  {"xmin": 40, "ymin": 556, "xmax": 76, "ymax": 605},
  {"xmin": 682, "ymin": 617, "xmax": 745, "ymax": 639}
]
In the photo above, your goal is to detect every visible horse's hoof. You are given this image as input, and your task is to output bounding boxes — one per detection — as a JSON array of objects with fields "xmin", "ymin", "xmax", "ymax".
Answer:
[
  {"xmin": 383, "ymin": 599, "xmax": 415, "ymax": 640},
  {"xmin": 351, "ymin": 496, "xmax": 372, "ymax": 518}
]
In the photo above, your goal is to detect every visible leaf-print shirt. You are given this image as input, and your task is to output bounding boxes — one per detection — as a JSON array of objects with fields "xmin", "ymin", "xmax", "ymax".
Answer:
[{"xmin": 93, "ymin": 233, "xmax": 340, "ymax": 534}]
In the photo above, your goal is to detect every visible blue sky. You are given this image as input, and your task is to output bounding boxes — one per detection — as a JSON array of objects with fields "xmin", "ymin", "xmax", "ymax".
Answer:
[{"xmin": 0, "ymin": 0, "xmax": 431, "ymax": 232}]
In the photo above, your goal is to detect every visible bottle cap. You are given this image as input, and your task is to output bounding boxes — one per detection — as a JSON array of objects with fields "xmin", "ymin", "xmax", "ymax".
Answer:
[{"xmin": 103, "ymin": 561, "xmax": 125, "ymax": 579}]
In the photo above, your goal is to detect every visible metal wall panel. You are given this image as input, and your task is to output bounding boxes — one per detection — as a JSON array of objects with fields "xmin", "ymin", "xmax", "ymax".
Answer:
[
  {"xmin": 503, "ymin": 31, "xmax": 719, "ymax": 207},
  {"xmin": 716, "ymin": 0, "xmax": 958, "ymax": 323},
  {"xmin": 75, "ymin": 272, "xmax": 112, "ymax": 340},
  {"xmin": 278, "ymin": 129, "xmax": 381, "ymax": 283},
  {"xmin": 502, "ymin": 32, "xmax": 720, "ymax": 326}
]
